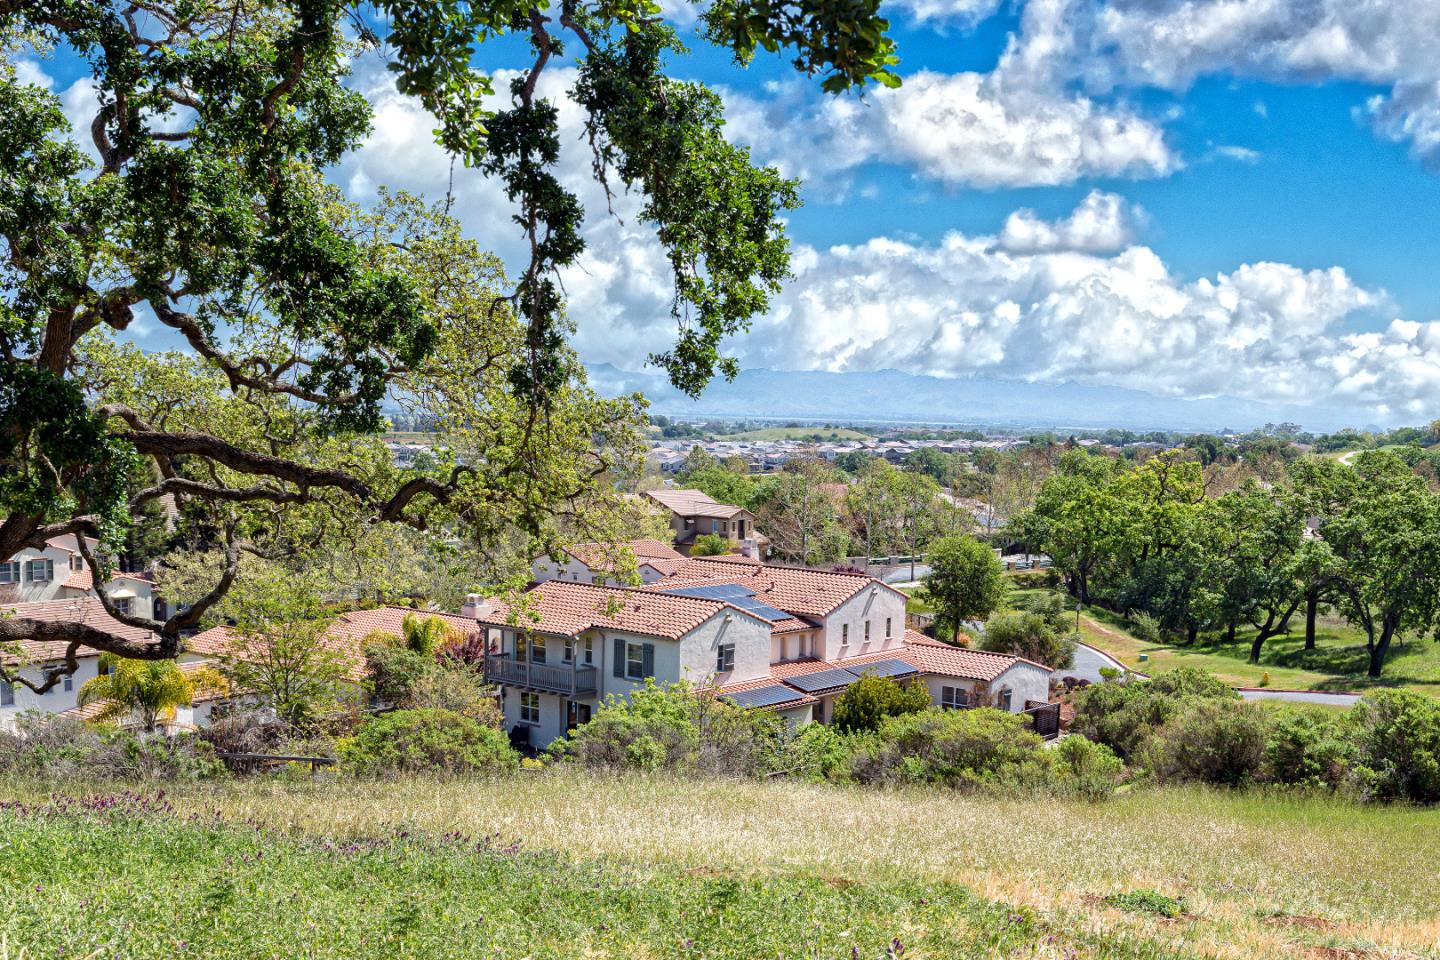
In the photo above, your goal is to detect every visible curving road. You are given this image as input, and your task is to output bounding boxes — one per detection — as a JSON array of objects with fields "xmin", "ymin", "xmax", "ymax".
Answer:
[{"xmin": 1058, "ymin": 640, "xmax": 1362, "ymax": 707}]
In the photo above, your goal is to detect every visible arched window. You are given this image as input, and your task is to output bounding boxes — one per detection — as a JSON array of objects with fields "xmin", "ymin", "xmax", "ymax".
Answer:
[{"xmin": 997, "ymin": 687, "xmax": 1013, "ymax": 711}]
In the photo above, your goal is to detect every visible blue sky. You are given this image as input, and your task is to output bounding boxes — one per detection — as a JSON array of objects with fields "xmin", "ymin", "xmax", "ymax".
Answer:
[{"xmin": 20, "ymin": 0, "xmax": 1440, "ymax": 426}]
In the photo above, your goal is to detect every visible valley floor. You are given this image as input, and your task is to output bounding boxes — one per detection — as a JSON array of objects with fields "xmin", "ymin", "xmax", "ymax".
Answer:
[{"xmin": 1, "ymin": 772, "xmax": 1438, "ymax": 958}]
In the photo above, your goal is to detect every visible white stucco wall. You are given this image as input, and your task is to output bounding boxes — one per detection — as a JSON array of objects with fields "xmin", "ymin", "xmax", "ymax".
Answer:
[
  {"xmin": 0, "ymin": 656, "xmax": 102, "ymax": 729},
  {"xmin": 1, "ymin": 545, "xmax": 74, "ymax": 603},
  {"xmin": 530, "ymin": 554, "xmax": 595, "ymax": 585},
  {"xmin": 817, "ymin": 584, "xmax": 907, "ymax": 661},
  {"xmin": 676, "ymin": 610, "xmax": 772, "ymax": 687},
  {"xmin": 988, "ymin": 662, "xmax": 1052, "ymax": 711}
]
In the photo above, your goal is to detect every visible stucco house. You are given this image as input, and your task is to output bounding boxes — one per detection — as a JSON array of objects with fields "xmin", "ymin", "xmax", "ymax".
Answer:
[
  {"xmin": 480, "ymin": 554, "xmax": 1054, "ymax": 749},
  {"xmin": 530, "ymin": 538, "xmax": 686, "ymax": 587},
  {"xmin": 643, "ymin": 488, "xmax": 769, "ymax": 558},
  {"xmin": 1, "ymin": 534, "xmax": 160, "ymax": 619}
]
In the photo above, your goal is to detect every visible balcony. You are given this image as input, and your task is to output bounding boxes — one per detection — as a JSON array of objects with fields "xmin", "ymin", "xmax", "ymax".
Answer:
[{"xmin": 482, "ymin": 655, "xmax": 598, "ymax": 697}]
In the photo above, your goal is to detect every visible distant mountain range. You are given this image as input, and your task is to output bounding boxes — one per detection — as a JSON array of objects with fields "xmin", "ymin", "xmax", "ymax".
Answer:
[{"xmin": 585, "ymin": 364, "xmax": 1366, "ymax": 434}]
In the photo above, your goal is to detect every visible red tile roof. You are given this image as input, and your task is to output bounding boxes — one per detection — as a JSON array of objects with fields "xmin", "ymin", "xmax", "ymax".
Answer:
[
  {"xmin": 186, "ymin": 606, "xmax": 477, "ymax": 681},
  {"xmin": 0, "ymin": 598, "xmax": 157, "ymax": 666},
  {"xmin": 61, "ymin": 568, "xmax": 93, "ymax": 591},
  {"xmin": 480, "ymin": 580, "xmax": 765, "ymax": 641},
  {"xmin": 564, "ymin": 538, "xmax": 683, "ymax": 568},
  {"xmin": 656, "ymin": 556, "xmax": 895, "ymax": 617},
  {"xmin": 764, "ymin": 635, "xmax": 1040, "ymax": 685},
  {"xmin": 645, "ymin": 489, "xmax": 748, "ymax": 519}
]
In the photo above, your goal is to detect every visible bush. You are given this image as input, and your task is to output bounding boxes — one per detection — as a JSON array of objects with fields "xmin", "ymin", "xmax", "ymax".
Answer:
[
  {"xmin": 365, "ymin": 644, "xmax": 436, "ymax": 706},
  {"xmin": 831, "ymin": 675, "xmax": 931, "ymax": 733},
  {"xmin": 1346, "ymin": 690, "xmax": 1440, "ymax": 803},
  {"xmin": 0, "ymin": 712, "xmax": 225, "ymax": 781},
  {"xmin": 851, "ymin": 708, "xmax": 1045, "ymax": 788},
  {"xmin": 555, "ymin": 681, "xmax": 785, "ymax": 776},
  {"xmin": 1070, "ymin": 668, "xmax": 1235, "ymax": 760},
  {"xmin": 979, "ymin": 610, "xmax": 1076, "ymax": 669},
  {"xmin": 1265, "ymin": 708, "xmax": 1353, "ymax": 789},
  {"xmin": 691, "ymin": 533, "xmax": 731, "ymax": 556},
  {"xmin": 776, "ymin": 723, "xmax": 857, "ymax": 782},
  {"xmin": 1050, "ymin": 735, "xmax": 1123, "ymax": 800},
  {"xmin": 403, "ymin": 668, "xmax": 502, "ymax": 726},
  {"xmin": 1143, "ymin": 699, "xmax": 1270, "ymax": 786},
  {"xmin": 1009, "ymin": 568, "xmax": 1061, "ymax": 589},
  {"xmin": 1128, "ymin": 612, "xmax": 1162, "ymax": 643},
  {"xmin": 337, "ymin": 709, "xmax": 518, "ymax": 777},
  {"xmin": 1104, "ymin": 890, "xmax": 1187, "ymax": 919}
]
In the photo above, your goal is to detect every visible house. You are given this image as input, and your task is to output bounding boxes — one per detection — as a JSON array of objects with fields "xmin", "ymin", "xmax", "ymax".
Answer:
[
  {"xmin": 530, "ymin": 539, "xmax": 686, "ymax": 587},
  {"xmin": 1, "ymin": 534, "xmax": 160, "ymax": 619},
  {"xmin": 0, "ymin": 597, "xmax": 186, "ymax": 729},
  {"xmin": 478, "ymin": 554, "xmax": 1054, "ymax": 749},
  {"xmin": 643, "ymin": 488, "xmax": 769, "ymax": 557},
  {"xmin": 476, "ymin": 581, "xmax": 790, "ymax": 747}
]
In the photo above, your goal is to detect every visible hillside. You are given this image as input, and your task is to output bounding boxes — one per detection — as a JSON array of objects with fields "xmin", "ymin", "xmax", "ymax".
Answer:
[{"xmin": 3, "ymin": 772, "xmax": 1437, "ymax": 959}]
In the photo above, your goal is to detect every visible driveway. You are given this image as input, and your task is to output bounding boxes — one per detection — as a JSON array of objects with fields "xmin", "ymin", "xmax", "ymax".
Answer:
[
  {"xmin": 1059, "ymin": 641, "xmax": 1362, "ymax": 708},
  {"xmin": 881, "ymin": 564, "xmax": 931, "ymax": 584}
]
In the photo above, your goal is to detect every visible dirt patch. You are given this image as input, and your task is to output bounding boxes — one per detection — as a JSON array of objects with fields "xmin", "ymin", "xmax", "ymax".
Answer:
[{"xmin": 1308, "ymin": 948, "xmax": 1386, "ymax": 959}]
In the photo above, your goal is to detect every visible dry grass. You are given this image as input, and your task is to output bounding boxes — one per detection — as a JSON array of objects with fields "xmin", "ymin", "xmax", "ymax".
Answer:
[{"xmin": 46, "ymin": 771, "xmax": 1437, "ymax": 959}]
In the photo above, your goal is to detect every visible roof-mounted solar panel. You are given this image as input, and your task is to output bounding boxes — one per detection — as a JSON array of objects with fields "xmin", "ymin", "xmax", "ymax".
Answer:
[
  {"xmin": 784, "ymin": 668, "xmax": 862, "ymax": 693},
  {"xmin": 845, "ymin": 658, "xmax": 917, "ymax": 679},
  {"xmin": 722, "ymin": 684, "xmax": 806, "ymax": 709}
]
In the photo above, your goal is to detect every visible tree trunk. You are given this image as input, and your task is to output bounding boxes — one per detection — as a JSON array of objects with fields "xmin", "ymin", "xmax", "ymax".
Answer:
[
  {"xmin": 1304, "ymin": 590, "xmax": 1318, "ymax": 650},
  {"xmin": 1248, "ymin": 631, "xmax": 1266, "ymax": 664},
  {"xmin": 1226, "ymin": 621, "xmax": 1236, "ymax": 644},
  {"xmin": 1186, "ymin": 622, "xmax": 1198, "ymax": 644},
  {"xmin": 1368, "ymin": 619, "xmax": 1397, "ymax": 678}
]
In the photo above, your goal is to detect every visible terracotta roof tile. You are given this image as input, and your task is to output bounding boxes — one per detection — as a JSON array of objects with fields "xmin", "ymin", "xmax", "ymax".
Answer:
[
  {"xmin": 655, "ymin": 557, "xmax": 896, "ymax": 617},
  {"xmin": 0, "ymin": 598, "xmax": 156, "ymax": 666},
  {"xmin": 564, "ymin": 538, "xmax": 683, "ymax": 567},
  {"xmin": 480, "ymin": 580, "xmax": 764, "ymax": 641}
]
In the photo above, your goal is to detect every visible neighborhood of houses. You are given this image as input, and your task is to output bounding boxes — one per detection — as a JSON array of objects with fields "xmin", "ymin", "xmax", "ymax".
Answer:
[
  {"xmin": 646, "ymin": 434, "xmax": 1109, "ymax": 475},
  {"xmin": 0, "ymin": 487, "xmax": 1057, "ymax": 746}
]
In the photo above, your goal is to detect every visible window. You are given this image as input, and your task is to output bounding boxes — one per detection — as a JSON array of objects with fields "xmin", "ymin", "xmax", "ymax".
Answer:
[
  {"xmin": 625, "ymin": 642, "xmax": 645, "ymax": 680},
  {"xmin": 0, "ymin": 680, "xmax": 13, "ymax": 706},
  {"xmin": 715, "ymin": 643, "xmax": 735, "ymax": 673},
  {"xmin": 711, "ymin": 519, "xmax": 719, "ymax": 532},
  {"xmin": 25, "ymin": 559, "xmax": 53, "ymax": 582},
  {"xmin": 0, "ymin": 561, "xmax": 18, "ymax": 584},
  {"xmin": 63, "ymin": 673, "xmax": 72, "ymax": 693},
  {"xmin": 885, "ymin": 617, "xmax": 893, "ymax": 639},
  {"xmin": 941, "ymin": 686, "xmax": 969, "ymax": 710},
  {"xmin": 864, "ymin": 620, "xmax": 871, "ymax": 643},
  {"xmin": 518, "ymin": 635, "xmax": 546, "ymax": 664},
  {"xmin": 562, "ymin": 638, "xmax": 575, "ymax": 664},
  {"xmin": 582, "ymin": 637, "xmax": 594, "ymax": 665},
  {"xmin": 113, "ymin": 597, "xmax": 133, "ymax": 615},
  {"xmin": 998, "ymin": 688, "xmax": 1013, "ymax": 711},
  {"xmin": 71, "ymin": 554, "xmax": 84, "ymax": 571},
  {"xmin": 841, "ymin": 623, "xmax": 849, "ymax": 645},
  {"xmin": 519, "ymin": 691, "xmax": 541, "ymax": 725}
]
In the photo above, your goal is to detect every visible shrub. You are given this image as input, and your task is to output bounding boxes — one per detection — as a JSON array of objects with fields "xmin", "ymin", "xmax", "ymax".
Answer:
[
  {"xmin": 831, "ymin": 675, "xmax": 932, "ymax": 733},
  {"xmin": 1050, "ymin": 735, "xmax": 1123, "ymax": 800},
  {"xmin": 851, "ymin": 708, "xmax": 1045, "ymax": 788},
  {"xmin": 1070, "ymin": 668, "xmax": 1235, "ymax": 760},
  {"xmin": 337, "ymin": 709, "xmax": 518, "ymax": 777},
  {"xmin": 0, "ymin": 713, "xmax": 225, "ymax": 781},
  {"xmin": 691, "ymin": 533, "xmax": 731, "ymax": 556},
  {"xmin": 776, "ymin": 723, "xmax": 857, "ymax": 782},
  {"xmin": 1143, "ymin": 699, "xmax": 1270, "ymax": 786},
  {"xmin": 1346, "ymin": 690, "xmax": 1440, "ymax": 803},
  {"xmin": 1264, "ymin": 708, "xmax": 1353, "ymax": 789},
  {"xmin": 1128, "ymin": 612, "xmax": 1162, "ymax": 643},
  {"xmin": 979, "ymin": 610, "xmax": 1076, "ymax": 669},
  {"xmin": 1009, "ymin": 568, "xmax": 1061, "ymax": 589},
  {"xmin": 365, "ymin": 644, "xmax": 436, "ymax": 706},
  {"xmin": 404, "ymin": 668, "xmax": 502, "ymax": 726},
  {"xmin": 555, "ymin": 681, "xmax": 785, "ymax": 776},
  {"xmin": 1104, "ymin": 890, "xmax": 1187, "ymax": 919}
]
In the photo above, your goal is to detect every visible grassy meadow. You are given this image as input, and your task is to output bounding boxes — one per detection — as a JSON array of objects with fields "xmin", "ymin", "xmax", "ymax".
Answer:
[{"xmin": 2, "ymin": 772, "xmax": 1438, "ymax": 959}]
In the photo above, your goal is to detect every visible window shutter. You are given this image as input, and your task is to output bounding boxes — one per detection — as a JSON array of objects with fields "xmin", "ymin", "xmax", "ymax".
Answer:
[
  {"xmin": 613, "ymin": 637, "xmax": 624, "ymax": 678},
  {"xmin": 642, "ymin": 643, "xmax": 654, "ymax": 677}
]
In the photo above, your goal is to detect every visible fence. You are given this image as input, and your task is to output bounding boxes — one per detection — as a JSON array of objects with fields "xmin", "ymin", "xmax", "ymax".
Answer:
[{"xmin": 1023, "ymin": 701, "xmax": 1061, "ymax": 740}]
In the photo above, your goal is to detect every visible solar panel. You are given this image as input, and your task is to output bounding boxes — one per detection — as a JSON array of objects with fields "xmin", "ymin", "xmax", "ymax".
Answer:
[
  {"xmin": 664, "ymin": 584, "xmax": 794, "ymax": 623},
  {"xmin": 722, "ymin": 684, "xmax": 805, "ymax": 709},
  {"xmin": 845, "ymin": 658, "xmax": 918, "ymax": 680},
  {"xmin": 784, "ymin": 667, "xmax": 862, "ymax": 693}
]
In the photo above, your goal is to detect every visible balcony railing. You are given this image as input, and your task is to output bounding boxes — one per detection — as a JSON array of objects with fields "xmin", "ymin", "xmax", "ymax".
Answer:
[{"xmin": 482, "ymin": 655, "xmax": 598, "ymax": 697}]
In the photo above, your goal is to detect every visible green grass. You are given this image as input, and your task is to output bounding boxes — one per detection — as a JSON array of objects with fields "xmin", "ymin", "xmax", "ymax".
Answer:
[
  {"xmin": 1012, "ymin": 586, "xmax": 1440, "ymax": 696},
  {"xmin": 1, "ymin": 774, "xmax": 1437, "ymax": 959},
  {"xmin": 717, "ymin": 426, "xmax": 870, "ymax": 441}
]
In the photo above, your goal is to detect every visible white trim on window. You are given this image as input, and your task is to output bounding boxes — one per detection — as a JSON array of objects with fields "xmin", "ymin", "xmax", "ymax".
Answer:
[{"xmin": 519, "ymin": 691, "xmax": 541, "ymax": 725}]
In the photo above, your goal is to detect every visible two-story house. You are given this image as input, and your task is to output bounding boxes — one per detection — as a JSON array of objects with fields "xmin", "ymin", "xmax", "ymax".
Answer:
[
  {"xmin": 643, "ymin": 488, "xmax": 769, "ymax": 558},
  {"xmin": 1, "ymin": 535, "xmax": 160, "ymax": 619},
  {"xmin": 476, "ymin": 581, "xmax": 794, "ymax": 747},
  {"xmin": 530, "ymin": 538, "xmax": 686, "ymax": 587}
]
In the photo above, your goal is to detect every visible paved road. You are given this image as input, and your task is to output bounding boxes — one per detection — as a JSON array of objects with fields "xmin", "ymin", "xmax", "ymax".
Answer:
[
  {"xmin": 1059, "ymin": 640, "xmax": 1362, "ymax": 707},
  {"xmin": 881, "ymin": 564, "xmax": 931, "ymax": 584}
]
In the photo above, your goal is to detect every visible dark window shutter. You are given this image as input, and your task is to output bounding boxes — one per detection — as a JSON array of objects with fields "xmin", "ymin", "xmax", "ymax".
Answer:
[
  {"xmin": 642, "ymin": 643, "xmax": 655, "ymax": 677},
  {"xmin": 613, "ymin": 637, "xmax": 624, "ymax": 678}
]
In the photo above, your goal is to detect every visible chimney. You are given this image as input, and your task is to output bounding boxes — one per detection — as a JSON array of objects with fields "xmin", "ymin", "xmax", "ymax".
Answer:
[
  {"xmin": 460, "ymin": 593, "xmax": 491, "ymax": 620},
  {"xmin": 739, "ymin": 538, "xmax": 758, "ymax": 559}
]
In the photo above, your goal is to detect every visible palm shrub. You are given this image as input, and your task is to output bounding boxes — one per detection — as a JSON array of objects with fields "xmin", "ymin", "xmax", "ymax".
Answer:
[
  {"xmin": 831, "ymin": 675, "xmax": 931, "ymax": 733},
  {"xmin": 337, "ymin": 709, "xmax": 518, "ymax": 776},
  {"xmin": 77, "ymin": 656, "xmax": 226, "ymax": 731}
]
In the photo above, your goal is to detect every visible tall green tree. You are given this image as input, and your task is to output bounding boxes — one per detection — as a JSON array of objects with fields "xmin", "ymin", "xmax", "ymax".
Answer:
[
  {"xmin": 1, "ymin": 0, "xmax": 900, "ymax": 688},
  {"xmin": 1011, "ymin": 451, "xmax": 1124, "ymax": 605},
  {"xmin": 924, "ymin": 535, "xmax": 1006, "ymax": 644}
]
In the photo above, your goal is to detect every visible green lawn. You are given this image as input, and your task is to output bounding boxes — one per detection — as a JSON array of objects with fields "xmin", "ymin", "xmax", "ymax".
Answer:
[
  {"xmin": 2, "ymin": 774, "xmax": 1438, "ymax": 958},
  {"xmin": 1012, "ymin": 586, "xmax": 1440, "ymax": 696},
  {"xmin": 717, "ymin": 426, "xmax": 871, "ymax": 441}
]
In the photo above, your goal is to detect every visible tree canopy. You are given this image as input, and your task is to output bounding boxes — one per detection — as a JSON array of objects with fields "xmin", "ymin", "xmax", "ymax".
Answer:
[{"xmin": 0, "ymin": 0, "xmax": 902, "ymax": 687}]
